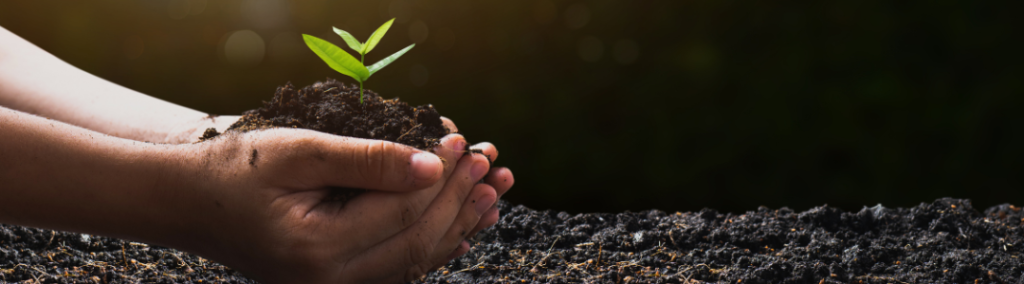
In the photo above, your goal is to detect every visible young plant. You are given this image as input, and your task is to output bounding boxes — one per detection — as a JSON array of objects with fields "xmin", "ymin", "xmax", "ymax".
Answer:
[{"xmin": 302, "ymin": 18, "xmax": 415, "ymax": 103}]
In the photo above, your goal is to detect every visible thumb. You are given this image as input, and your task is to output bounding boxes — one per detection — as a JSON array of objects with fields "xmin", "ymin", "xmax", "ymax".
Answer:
[{"xmin": 277, "ymin": 132, "xmax": 443, "ymax": 192}]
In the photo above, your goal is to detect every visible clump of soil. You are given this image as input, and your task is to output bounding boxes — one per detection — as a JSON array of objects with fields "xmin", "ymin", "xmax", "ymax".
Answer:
[
  {"xmin": 206, "ymin": 78, "xmax": 449, "ymax": 151},
  {"xmin": 204, "ymin": 78, "xmax": 452, "ymax": 203},
  {"xmin": 4, "ymin": 198, "xmax": 1024, "ymax": 283}
]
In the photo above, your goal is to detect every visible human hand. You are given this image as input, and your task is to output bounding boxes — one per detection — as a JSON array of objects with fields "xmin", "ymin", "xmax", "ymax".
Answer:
[
  {"xmin": 164, "ymin": 128, "xmax": 495, "ymax": 283},
  {"xmin": 438, "ymin": 117, "xmax": 515, "ymax": 261}
]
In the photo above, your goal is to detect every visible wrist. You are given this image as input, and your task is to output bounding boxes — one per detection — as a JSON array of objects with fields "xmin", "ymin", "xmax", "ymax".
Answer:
[{"xmin": 134, "ymin": 142, "xmax": 222, "ymax": 252}]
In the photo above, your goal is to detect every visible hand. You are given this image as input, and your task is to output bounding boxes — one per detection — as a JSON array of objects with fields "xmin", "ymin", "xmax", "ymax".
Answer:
[
  {"xmin": 438, "ymin": 117, "xmax": 515, "ymax": 262},
  {"xmin": 167, "ymin": 128, "xmax": 495, "ymax": 283}
]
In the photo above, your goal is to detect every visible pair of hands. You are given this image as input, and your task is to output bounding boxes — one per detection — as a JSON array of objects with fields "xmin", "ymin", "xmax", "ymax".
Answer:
[
  {"xmin": 0, "ymin": 25, "xmax": 503, "ymax": 283},
  {"xmin": 170, "ymin": 117, "xmax": 513, "ymax": 283}
]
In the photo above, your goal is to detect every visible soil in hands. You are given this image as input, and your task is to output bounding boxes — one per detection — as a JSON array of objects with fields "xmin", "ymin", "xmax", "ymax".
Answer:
[
  {"xmin": 204, "ymin": 78, "xmax": 451, "ymax": 202},
  {"xmin": 211, "ymin": 78, "xmax": 449, "ymax": 150}
]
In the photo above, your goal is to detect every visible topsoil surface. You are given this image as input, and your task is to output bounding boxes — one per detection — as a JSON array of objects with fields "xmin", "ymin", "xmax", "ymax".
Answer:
[
  {"xmin": 3, "ymin": 198, "xmax": 1024, "ymax": 283},
  {"xmin": 206, "ymin": 78, "xmax": 449, "ymax": 151}
]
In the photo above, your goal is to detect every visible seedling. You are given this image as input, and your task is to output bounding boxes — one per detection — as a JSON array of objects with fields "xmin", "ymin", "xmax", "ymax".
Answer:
[{"xmin": 302, "ymin": 18, "xmax": 415, "ymax": 103}]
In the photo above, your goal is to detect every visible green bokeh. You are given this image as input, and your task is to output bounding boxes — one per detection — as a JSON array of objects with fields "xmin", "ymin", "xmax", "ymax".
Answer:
[{"xmin": 2, "ymin": 0, "xmax": 1022, "ymax": 214}]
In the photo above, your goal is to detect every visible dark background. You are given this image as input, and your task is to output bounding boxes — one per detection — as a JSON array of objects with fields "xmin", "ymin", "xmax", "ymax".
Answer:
[{"xmin": 2, "ymin": 0, "xmax": 1022, "ymax": 214}]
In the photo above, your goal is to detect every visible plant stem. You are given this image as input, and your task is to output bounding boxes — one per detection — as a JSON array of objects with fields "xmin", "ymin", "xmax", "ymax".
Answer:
[{"xmin": 360, "ymin": 54, "xmax": 365, "ymax": 104}]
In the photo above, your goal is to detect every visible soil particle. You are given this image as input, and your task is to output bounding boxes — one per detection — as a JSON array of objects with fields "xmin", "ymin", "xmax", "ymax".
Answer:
[
  {"xmin": 4, "ymin": 198, "xmax": 1024, "ymax": 283},
  {"xmin": 248, "ymin": 149, "xmax": 258, "ymax": 167},
  {"xmin": 198, "ymin": 127, "xmax": 219, "ymax": 142}
]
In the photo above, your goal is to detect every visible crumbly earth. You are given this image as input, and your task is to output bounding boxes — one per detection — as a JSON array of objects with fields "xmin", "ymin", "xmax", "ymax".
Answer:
[
  {"xmin": 203, "ymin": 78, "xmax": 452, "ymax": 203},
  {"xmin": 211, "ymin": 78, "xmax": 449, "ymax": 151},
  {"xmin": 2, "ymin": 198, "xmax": 1023, "ymax": 283}
]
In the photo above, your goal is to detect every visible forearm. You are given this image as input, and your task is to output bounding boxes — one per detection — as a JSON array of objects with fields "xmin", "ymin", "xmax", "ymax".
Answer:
[
  {"xmin": 0, "ymin": 26, "xmax": 230, "ymax": 144},
  {"xmin": 0, "ymin": 106, "xmax": 197, "ymax": 246}
]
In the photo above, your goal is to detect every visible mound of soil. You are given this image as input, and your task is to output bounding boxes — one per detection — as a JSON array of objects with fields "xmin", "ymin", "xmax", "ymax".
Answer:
[
  {"xmin": 202, "ymin": 78, "xmax": 453, "ymax": 202},
  {"xmin": 204, "ymin": 78, "xmax": 449, "ymax": 151},
  {"xmin": 3, "ymin": 198, "xmax": 1024, "ymax": 283}
]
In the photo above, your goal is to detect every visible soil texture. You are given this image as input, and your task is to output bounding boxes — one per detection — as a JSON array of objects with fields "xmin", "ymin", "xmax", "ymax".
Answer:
[
  {"xmin": 4, "ymin": 198, "xmax": 1024, "ymax": 283},
  {"xmin": 216, "ymin": 78, "xmax": 449, "ymax": 151}
]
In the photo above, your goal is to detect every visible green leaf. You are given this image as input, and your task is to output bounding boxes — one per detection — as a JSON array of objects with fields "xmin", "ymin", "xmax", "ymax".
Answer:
[
  {"xmin": 367, "ymin": 44, "xmax": 415, "ymax": 77},
  {"xmin": 332, "ymin": 27, "xmax": 364, "ymax": 53},
  {"xmin": 361, "ymin": 18, "xmax": 395, "ymax": 54},
  {"xmin": 303, "ymin": 34, "xmax": 369, "ymax": 82}
]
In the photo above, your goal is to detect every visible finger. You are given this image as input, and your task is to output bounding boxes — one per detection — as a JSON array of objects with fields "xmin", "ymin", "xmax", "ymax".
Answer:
[
  {"xmin": 485, "ymin": 167, "xmax": 513, "ymax": 198},
  {"xmin": 440, "ymin": 116, "xmax": 458, "ymax": 134},
  {"xmin": 269, "ymin": 131, "xmax": 443, "ymax": 192},
  {"xmin": 427, "ymin": 183, "xmax": 496, "ymax": 266},
  {"xmin": 467, "ymin": 168, "xmax": 512, "ymax": 238},
  {"xmin": 332, "ymin": 135, "xmax": 468, "ymax": 249},
  {"xmin": 431, "ymin": 240, "xmax": 470, "ymax": 272},
  {"xmin": 433, "ymin": 134, "xmax": 468, "ymax": 172},
  {"xmin": 349, "ymin": 153, "xmax": 491, "ymax": 283},
  {"xmin": 466, "ymin": 206, "xmax": 500, "ymax": 241},
  {"xmin": 469, "ymin": 142, "xmax": 498, "ymax": 163},
  {"xmin": 444, "ymin": 240, "xmax": 471, "ymax": 263}
]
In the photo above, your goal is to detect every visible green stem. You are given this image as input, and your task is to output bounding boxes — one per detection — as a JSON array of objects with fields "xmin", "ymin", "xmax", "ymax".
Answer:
[{"xmin": 359, "ymin": 54, "xmax": 365, "ymax": 104}]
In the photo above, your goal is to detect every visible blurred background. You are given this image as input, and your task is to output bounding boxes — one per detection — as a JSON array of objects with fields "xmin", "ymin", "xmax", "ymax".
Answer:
[{"xmin": 1, "ymin": 0, "xmax": 1022, "ymax": 214}]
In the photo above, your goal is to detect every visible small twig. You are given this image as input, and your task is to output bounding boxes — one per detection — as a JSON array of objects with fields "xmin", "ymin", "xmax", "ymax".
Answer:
[
  {"xmin": 456, "ymin": 261, "xmax": 486, "ymax": 273},
  {"xmin": 170, "ymin": 252, "xmax": 192, "ymax": 271},
  {"xmin": 396, "ymin": 124, "xmax": 422, "ymax": 142},
  {"xmin": 121, "ymin": 242, "xmax": 129, "ymax": 268},
  {"xmin": 45, "ymin": 230, "xmax": 55, "ymax": 248},
  {"xmin": 534, "ymin": 236, "xmax": 561, "ymax": 269}
]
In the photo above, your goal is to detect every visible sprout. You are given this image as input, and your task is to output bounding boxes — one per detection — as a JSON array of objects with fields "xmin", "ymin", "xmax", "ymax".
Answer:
[{"xmin": 302, "ymin": 18, "xmax": 415, "ymax": 103}]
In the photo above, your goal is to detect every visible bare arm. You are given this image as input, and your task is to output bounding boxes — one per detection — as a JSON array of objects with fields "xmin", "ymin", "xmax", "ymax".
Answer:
[
  {"xmin": 0, "ymin": 26, "xmax": 233, "ymax": 144},
  {"xmin": 0, "ymin": 106, "xmax": 193, "ymax": 242}
]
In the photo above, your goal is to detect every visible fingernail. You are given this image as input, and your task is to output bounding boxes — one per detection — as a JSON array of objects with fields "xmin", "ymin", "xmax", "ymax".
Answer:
[
  {"xmin": 476, "ymin": 195, "xmax": 495, "ymax": 216},
  {"xmin": 470, "ymin": 160, "xmax": 488, "ymax": 181},
  {"xmin": 453, "ymin": 139, "xmax": 467, "ymax": 152},
  {"xmin": 410, "ymin": 152, "xmax": 441, "ymax": 181}
]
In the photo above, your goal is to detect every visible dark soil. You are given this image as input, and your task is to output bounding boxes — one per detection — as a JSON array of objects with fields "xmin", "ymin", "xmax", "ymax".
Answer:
[
  {"xmin": 208, "ymin": 78, "xmax": 450, "ymax": 152},
  {"xmin": 4, "ymin": 198, "xmax": 1024, "ymax": 283},
  {"xmin": 204, "ymin": 78, "xmax": 452, "ymax": 203}
]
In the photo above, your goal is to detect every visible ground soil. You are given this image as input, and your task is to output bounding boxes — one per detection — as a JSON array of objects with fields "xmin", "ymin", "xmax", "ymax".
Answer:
[{"xmin": 3, "ymin": 198, "xmax": 1024, "ymax": 283}]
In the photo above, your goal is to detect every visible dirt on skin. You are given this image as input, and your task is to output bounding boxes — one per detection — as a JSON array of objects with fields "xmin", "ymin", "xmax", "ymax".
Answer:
[{"xmin": 3, "ymin": 198, "xmax": 1024, "ymax": 283}]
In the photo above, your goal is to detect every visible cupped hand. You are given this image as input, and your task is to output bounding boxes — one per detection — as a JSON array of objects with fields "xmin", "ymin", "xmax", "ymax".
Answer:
[{"xmin": 170, "ymin": 128, "xmax": 494, "ymax": 283}]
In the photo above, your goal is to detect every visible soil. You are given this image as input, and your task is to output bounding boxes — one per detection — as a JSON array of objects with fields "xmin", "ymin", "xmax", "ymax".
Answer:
[
  {"xmin": 202, "ymin": 78, "xmax": 452, "ymax": 203},
  {"xmin": 205, "ymin": 78, "xmax": 450, "ymax": 152},
  {"xmin": 3, "ymin": 198, "xmax": 1024, "ymax": 283}
]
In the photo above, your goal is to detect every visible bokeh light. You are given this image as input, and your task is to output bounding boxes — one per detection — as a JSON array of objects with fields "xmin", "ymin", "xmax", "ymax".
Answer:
[
  {"xmin": 222, "ymin": 30, "xmax": 265, "ymax": 67},
  {"xmin": 612, "ymin": 39, "xmax": 639, "ymax": 65},
  {"xmin": 409, "ymin": 20, "xmax": 429, "ymax": 44},
  {"xmin": 563, "ymin": 3, "xmax": 590, "ymax": 30},
  {"xmin": 578, "ymin": 36, "xmax": 603, "ymax": 62}
]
